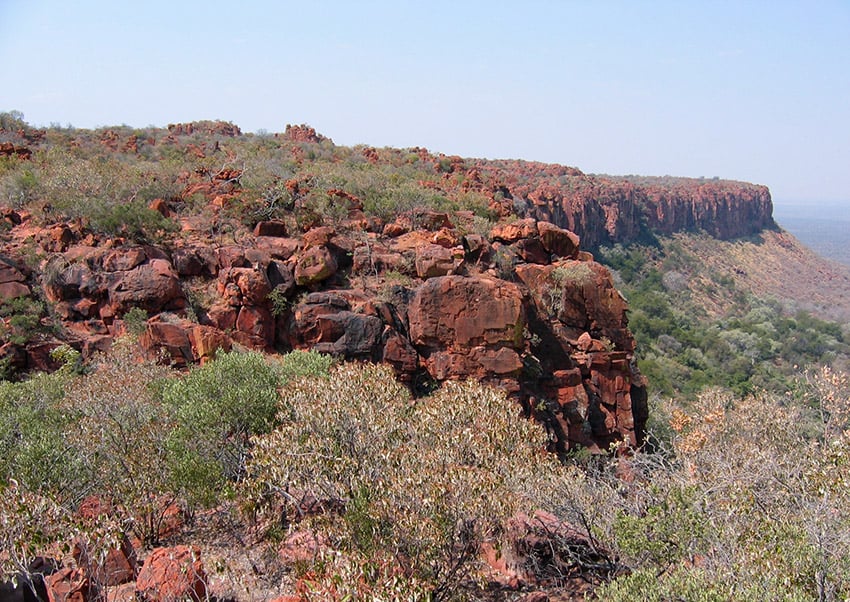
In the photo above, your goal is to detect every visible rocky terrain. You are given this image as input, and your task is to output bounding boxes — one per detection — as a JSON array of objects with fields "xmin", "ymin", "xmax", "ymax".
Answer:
[
  {"xmin": 5, "ymin": 116, "xmax": 840, "ymax": 600},
  {"xmin": 0, "ymin": 119, "xmax": 783, "ymax": 454}
]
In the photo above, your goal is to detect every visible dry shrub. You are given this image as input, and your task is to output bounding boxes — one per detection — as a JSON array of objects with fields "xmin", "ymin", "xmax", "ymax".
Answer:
[
  {"xmin": 246, "ymin": 363, "xmax": 549, "ymax": 598},
  {"xmin": 62, "ymin": 340, "xmax": 175, "ymax": 545},
  {"xmin": 594, "ymin": 381, "xmax": 850, "ymax": 601}
]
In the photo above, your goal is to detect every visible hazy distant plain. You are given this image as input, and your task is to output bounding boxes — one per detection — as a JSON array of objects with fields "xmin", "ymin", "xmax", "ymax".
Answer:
[{"xmin": 774, "ymin": 202, "xmax": 850, "ymax": 266}]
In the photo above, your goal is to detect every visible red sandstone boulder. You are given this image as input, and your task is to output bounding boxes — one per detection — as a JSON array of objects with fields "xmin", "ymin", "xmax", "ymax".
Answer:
[
  {"xmin": 0, "ymin": 258, "xmax": 26, "ymax": 284},
  {"xmin": 134, "ymin": 546, "xmax": 206, "ymax": 602},
  {"xmin": 409, "ymin": 276, "xmax": 524, "ymax": 349},
  {"xmin": 302, "ymin": 225, "xmax": 335, "ymax": 248},
  {"xmin": 46, "ymin": 567, "xmax": 91, "ymax": 602},
  {"xmin": 138, "ymin": 319, "xmax": 193, "ymax": 366},
  {"xmin": 253, "ymin": 220, "xmax": 288, "ymax": 238},
  {"xmin": 352, "ymin": 240, "xmax": 409, "ymax": 275},
  {"xmin": 294, "ymin": 246, "xmax": 337, "ymax": 286},
  {"xmin": 188, "ymin": 325, "xmax": 232, "ymax": 362},
  {"xmin": 148, "ymin": 198, "xmax": 171, "ymax": 217},
  {"xmin": 255, "ymin": 235, "xmax": 300, "ymax": 260},
  {"xmin": 0, "ymin": 281, "xmax": 30, "ymax": 301},
  {"xmin": 490, "ymin": 218, "xmax": 538, "ymax": 243},
  {"xmin": 102, "ymin": 247, "xmax": 147, "ymax": 272},
  {"xmin": 171, "ymin": 246, "xmax": 217, "ymax": 277},
  {"xmin": 206, "ymin": 304, "xmax": 239, "ymax": 331},
  {"xmin": 221, "ymin": 267, "xmax": 271, "ymax": 306},
  {"xmin": 514, "ymin": 261, "xmax": 632, "ymax": 352},
  {"xmin": 409, "ymin": 276, "xmax": 525, "ymax": 380},
  {"xmin": 43, "ymin": 261, "xmax": 100, "ymax": 302},
  {"xmin": 236, "ymin": 305, "xmax": 275, "ymax": 348},
  {"xmin": 288, "ymin": 293, "xmax": 383, "ymax": 359},
  {"xmin": 414, "ymin": 243, "xmax": 460, "ymax": 279},
  {"xmin": 537, "ymin": 221, "xmax": 580, "ymax": 259},
  {"xmin": 107, "ymin": 259, "xmax": 183, "ymax": 315}
]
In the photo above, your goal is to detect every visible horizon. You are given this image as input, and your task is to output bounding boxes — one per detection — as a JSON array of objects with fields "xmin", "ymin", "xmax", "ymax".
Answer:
[{"xmin": 2, "ymin": 1, "xmax": 849, "ymax": 206}]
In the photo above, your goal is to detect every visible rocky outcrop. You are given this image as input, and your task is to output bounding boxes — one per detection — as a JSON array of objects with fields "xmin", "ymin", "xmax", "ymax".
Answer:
[
  {"xmin": 4, "ymin": 120, "xmax": 782, "ymax": 453},
  {"xmin": 0, "ymin": 204, "xmax": 646, "ymax": 452},
  {"xmin": 166, "ymin": 121, "xmax": 241, "ymax": 137}
]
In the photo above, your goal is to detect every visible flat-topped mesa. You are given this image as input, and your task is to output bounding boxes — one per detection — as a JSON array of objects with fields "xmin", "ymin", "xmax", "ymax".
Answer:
[{"xmin": 466, "ymin": 161, "xmax": 776, "ymax": 249}]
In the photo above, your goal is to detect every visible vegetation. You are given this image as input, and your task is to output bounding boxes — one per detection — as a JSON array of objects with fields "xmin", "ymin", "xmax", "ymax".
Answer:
[
  {"xmin": 1, "ymin": 340, "xmax": 848, "ymax": 599},
  {"xmin": 598, "ymin": 241, "xmax": 850, "ymax": 398},
  {"xmin": 2, "ymin": 112, "xmax": 850, "ymax": 598}
]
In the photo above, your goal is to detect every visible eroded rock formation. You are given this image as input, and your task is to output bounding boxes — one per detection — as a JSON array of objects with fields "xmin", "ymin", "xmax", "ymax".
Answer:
[{"xmin": 0, "ymin": 205, "xmax": 646, "ymax": 453}]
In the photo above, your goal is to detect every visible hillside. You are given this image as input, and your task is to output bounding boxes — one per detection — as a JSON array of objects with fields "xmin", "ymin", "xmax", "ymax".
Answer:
[{"xmin": 2, "ymin": 114, "xmax": 849, "ymax": 600}]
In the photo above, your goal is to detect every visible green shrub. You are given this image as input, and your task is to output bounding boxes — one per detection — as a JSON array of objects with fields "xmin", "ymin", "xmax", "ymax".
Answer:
[
  {"xmin": 162, "ymin": 350, "xmax": 283, "ymax": 507},
  {"xmin": 87, "ymin": 199, "xmax": 178, "ymax": 241},
  {"xmin": 0, "ymin": 371, "xmax": 78, "ymax": 496},
  {"xmin": 122, "ymin": 306, "xmax": 149, "ymax": 336},
  {"xmin": 275, "ymin": 348, "xmax": 335, "ymax": 381},
  {"xmin": 0, "ymin": 297, "xmax": 45, "ymax": 347}
]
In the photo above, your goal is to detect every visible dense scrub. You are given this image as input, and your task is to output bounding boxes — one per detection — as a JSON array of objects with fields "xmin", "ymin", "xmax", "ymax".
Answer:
[
  {"xmin": 598, "ymin": 241, "xmax": 850, "ymax": 398},
  {"xmin": 1, "ymin": 341, "xmax": 849, "ymax": 599}
]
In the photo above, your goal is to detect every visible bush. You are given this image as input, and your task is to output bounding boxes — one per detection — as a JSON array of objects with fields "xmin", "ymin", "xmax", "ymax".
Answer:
[
  {"xmin": 161, "ymin": 350, "xmax": 283, "ymax": 507},
  {"xmin": 246, "ymin": 363, "xmax": 549, "ymax": 598},
  {"xmin": 275, "ymin": 348, "xmax": 335, "ymax": 381},
  {"xmin": 591, "ymin": 385, "xmax": 850, "ymax": 600},
  {"xmin": 87, "ymin": 199, "xmax": 178, "ymax": 241},
  {"xmin": 60, "ymin": 341, "xmax": 175, "ymax": 544},
  {"xmin": 0, "ymin": 371, "xmax": 78, "ymax": 496}
]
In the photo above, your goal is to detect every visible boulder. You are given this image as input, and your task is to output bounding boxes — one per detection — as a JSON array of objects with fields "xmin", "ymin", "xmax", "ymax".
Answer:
[
  {"xmin": 490, "ymin": 218, "xmax": 538, "ymax": 243},
  {"xmin": 45, "ymin": 568, "xmax": 91, "ymax": 602},
  {"xmin": 138, "ymin": 320, "xmax": 193, "ymax": 365},
  {"xmin": 294, "ymin": 246, "xmax": 337, "ymax": 286},
  {"xmin": 0, "ymin": 258, "xmax": 26, "ymax": 284},
  {"xmin": 134, "ymin": 546, "xmax": 206, "ymax": 602},
  {"xmin": 101, "ymin": 248, "xmax": 147, "ymax": 272},
  {"xmin": 171, "ymin": 246, "xmax": 217, "ymax": 277},
  {"xmin": 414, "ymin": 244, "xmax": 458, "ymax": 279},
  {"xmin": 107, "ymin": 259, "xmax": 183, "ymax": 315},
  {"xmin": 43, "ymin": 261, "xmax": 100, "ymax": 302},
  {"xmin": 188, "ymin": 325, "xmax": 231, "ymax": 362},
  {"xmin": 236, "ymin": 306, "xmax": 274, "ymax": 348},
  {"xmin": 288, "ymin": 294, "xmax": 383, "ymax": 359},
  {"xmin": 253, "ymin": 220, "xmax": 287, "ymax": 238},
  {"xmin": 409, "ymin": 276, "xmax": 524, "ymax": 350},
  {"xmin": 220, "ymin": 267, "xmax": 271, "ymax": 306},
  {"xmin": 0, "ymin": 281, "xmax": 30, "ymax": 301},
  {"xmin": 408, "ymin": 276, "xmax": 525, "ymax": 380},
  {"xmin": 537, "ymin": 221, "xmax": 580, "ymax": 258}
]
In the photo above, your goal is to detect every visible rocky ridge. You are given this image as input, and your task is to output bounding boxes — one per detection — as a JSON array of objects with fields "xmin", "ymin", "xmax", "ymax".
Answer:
[{"xmin": 0, "ymin": 119, "xmax": 780, "ymax": 454}]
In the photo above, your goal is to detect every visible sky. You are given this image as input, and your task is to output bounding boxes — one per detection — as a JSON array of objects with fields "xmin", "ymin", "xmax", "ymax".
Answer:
[{"xmin": 1, "ymin": 1, "xmax": 849, "ymax": 205}]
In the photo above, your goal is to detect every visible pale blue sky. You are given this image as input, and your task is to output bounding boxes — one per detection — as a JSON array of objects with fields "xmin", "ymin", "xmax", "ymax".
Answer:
[{"xmin": 1, "ymin": 1, "xmax": 848, "ymax": 205}]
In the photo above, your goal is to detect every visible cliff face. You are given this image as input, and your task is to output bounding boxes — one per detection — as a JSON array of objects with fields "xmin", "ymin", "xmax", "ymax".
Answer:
[{"xmin": 450, "ymin": 161, "xmax": 776, "ymax": 249}]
